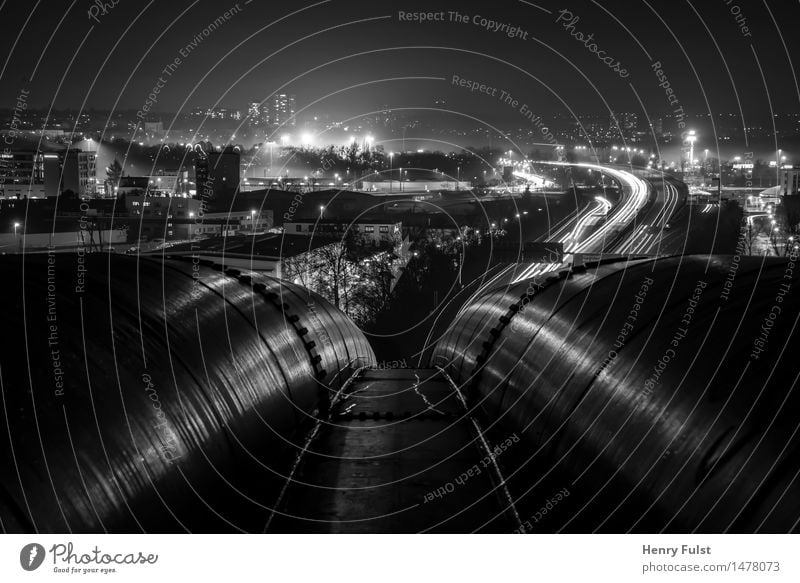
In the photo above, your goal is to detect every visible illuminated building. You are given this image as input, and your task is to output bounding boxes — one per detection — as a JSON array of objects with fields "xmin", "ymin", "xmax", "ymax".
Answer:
[{"xmin": 265, "ymin": 93, "xmax": 296, "ymax": 131}]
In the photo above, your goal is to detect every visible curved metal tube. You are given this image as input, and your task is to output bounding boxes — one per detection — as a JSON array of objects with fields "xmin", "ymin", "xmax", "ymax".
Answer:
[
  {"xmin": 432, "ymin": 255, "xmax": 800, "ymax": 532},
  {"xmin": 0, "ymin": 254, "xmax": 374, "ymax": 532}
]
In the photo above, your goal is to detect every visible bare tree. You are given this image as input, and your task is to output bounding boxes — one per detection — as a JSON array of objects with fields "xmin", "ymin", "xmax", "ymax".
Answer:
[{"xmin": 743, "ymin": 219, "xmax": 759, "ymax": 255}]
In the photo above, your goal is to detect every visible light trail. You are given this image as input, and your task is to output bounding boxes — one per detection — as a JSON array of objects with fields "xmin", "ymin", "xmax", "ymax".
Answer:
[
  {"xmin": 615, "ymin": 180, "xmax": 681, "ymax": 255},
  {"xmin": 511, "ymin": 162, "xmax": 650, "ymax": 283}
]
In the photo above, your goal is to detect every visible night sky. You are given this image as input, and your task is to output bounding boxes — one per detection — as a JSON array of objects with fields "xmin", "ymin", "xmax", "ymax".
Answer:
[{"xmin": 0, "ymin": 0, "xmax": 798, "ymax": 123}]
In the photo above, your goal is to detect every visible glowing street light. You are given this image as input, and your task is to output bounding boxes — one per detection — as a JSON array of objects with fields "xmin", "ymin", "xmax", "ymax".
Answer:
[
  {"xmin": 14, "ymin": 222, "xmax": 20, "ymax": 237},
  {"xmin": 686, "ymin": 130, "xmax": 697, "ymax": 170},
  {"xmin": 388, "ymin": 152, "xmax": 394, "ymax": 193}
]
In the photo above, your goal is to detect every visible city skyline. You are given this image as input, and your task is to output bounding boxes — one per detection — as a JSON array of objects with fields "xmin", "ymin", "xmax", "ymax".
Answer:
[{"xmin": 0, "ymin": 0, "xmax": 797, "ymax": 120}]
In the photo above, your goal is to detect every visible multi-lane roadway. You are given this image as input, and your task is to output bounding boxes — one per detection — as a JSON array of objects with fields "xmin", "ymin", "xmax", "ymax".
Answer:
[{"xmin": 512, "ymin": 162, "xmax": 684, "ymax": 282}]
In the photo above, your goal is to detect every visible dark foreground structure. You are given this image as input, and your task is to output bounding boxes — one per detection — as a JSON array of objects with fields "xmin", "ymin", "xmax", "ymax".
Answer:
[
  {"xmin": 0, "ymin": 254, "xmax": 798, "ymax": 532},
  {"xmin": 0, "ymin": 255, "xmax": 374, "ymax": 532},
  {"xmin": 432, "ymin": 255, "xmax": 800, "ymax": 532}
]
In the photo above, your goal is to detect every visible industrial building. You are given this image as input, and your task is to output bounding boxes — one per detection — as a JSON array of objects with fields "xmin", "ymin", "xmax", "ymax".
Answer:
[{"xmin": 0, "ymin": 148, "xmax": 96, "ymax": 199}]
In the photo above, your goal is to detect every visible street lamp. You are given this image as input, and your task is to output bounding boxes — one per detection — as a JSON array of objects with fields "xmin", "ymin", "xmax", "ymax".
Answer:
[
  {"xmin": 388, "ymin": 152, "xmax": 394, "ymax": 193},
  {"xmin": 250, "ymin": 209, "xmax": 256, "ymax": 232},
  {"xmin": 265, "ymin": 141, "xmax": 276, "ymax": 173},
  {"xmin": 687, "ymin": 130, "xmax": 697, "ymax": 171},
  {"xmin": 14, "ymin": 222, "xmax": 20, "ymax": 237}
]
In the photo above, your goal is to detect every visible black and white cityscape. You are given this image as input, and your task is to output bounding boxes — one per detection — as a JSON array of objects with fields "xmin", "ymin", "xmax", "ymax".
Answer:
[{"xmin": 1, "ymin": 0, "xmax": 800, "ymax": 536}]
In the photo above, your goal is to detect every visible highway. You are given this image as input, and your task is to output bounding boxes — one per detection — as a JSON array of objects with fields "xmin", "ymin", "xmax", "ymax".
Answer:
[
  {"xmin": 418, "ymin": 164, "xmax": 695, "ymax": 360},
  {"xmin": 611, "ymin": 173, "xmax": 684, "ymax": 255},
  {"xmin": 513, "ymin": 162, "xmax": 664, "ymax": 282},
  {"xmin": 413, "ymin": 166, "xmax": 742, "ymax": 369}
]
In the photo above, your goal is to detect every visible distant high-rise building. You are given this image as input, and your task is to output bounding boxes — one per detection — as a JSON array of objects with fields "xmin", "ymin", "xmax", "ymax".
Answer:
[
  {"xmin": 612, "ymin": 112, "xmax": 639, "ymax": 132},
  {"xmin": 248, "ymin": 101, "xmax": 262, "ymax": 127},
  {"xmin": 649, "ymin": 117, "xmax": 664, "ymax": 137},
  {"xmin": 189, "ymin": 107, "xmax": 241, "ymax": 121},
  {"xmin": 265, "ymin": 94, "xmax": 296, "ymax": 132}
]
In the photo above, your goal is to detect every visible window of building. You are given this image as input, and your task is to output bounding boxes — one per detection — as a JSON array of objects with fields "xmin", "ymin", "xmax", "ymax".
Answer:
[
  {"xmin": 364, "ymin": 225, "xmax": 375, "ymax": 233},
  {"xmin": 296, "ymin": 224, "xmax": 302, "ymax": 232},
  {"xmin": 379, "ymin": 225, "xmax": 389, "ymax": 233}
]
